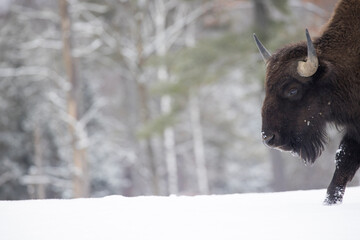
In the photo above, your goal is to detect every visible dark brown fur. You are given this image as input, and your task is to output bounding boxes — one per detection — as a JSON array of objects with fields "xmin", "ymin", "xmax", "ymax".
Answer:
[{"xmin": 260, "ymin": 0, "xmax": 360, "ymax": 204}]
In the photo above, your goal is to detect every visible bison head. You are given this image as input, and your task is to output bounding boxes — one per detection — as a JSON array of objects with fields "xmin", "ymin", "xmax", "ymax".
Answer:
[{"xmin": 254, "ymin": 30, "xmax": 332, "ymax": 164}]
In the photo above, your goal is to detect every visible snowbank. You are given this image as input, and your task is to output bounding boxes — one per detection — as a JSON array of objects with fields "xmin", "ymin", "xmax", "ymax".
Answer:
[{"xmin": 1, "ymin": 187, "xmax": 360, "ymax": 240}]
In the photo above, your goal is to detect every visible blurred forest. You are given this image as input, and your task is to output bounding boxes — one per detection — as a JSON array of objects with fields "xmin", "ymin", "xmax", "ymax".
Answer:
[{"xmin": 1, "ymin": 0, "xmax": 356, "ymax": 200}]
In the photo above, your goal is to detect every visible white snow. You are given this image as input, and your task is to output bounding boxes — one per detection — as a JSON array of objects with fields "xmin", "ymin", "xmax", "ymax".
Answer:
[{"xmin": 1, "ymin": 187, "xmax": 360, "ymax": 240}]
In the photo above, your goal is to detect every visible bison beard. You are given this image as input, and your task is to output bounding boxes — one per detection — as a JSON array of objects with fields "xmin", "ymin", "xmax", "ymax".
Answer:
[
  {"xmin": 291, "ymin": 127, "xmax": 326, "ymax": 165},
  {"xmin": 254, "ymin": 0, "xmax": 360, "ymax": 204}
]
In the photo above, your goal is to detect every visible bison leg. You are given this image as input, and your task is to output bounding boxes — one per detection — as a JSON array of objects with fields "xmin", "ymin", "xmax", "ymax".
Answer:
[{"xmin": 324, "ymin": 135, "xmax": 360, "ymax": 205}]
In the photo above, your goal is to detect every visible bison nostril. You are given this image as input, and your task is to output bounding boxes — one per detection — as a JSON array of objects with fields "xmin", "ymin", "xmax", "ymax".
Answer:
[{"xmin": 262, "ymin": 132, "xmax": 275, "ymax": 146}]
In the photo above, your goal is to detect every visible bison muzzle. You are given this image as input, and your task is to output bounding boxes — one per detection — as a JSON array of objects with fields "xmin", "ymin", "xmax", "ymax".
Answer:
[{"xmin": 254, "ymin": 0, "xmax": 360, "ymax": 205}]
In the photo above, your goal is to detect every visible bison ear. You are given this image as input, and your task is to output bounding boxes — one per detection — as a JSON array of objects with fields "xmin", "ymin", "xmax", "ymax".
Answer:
[
  {"xmin": 253, "ymin": 33, "xmax": 271, "ymax": 63},
  {"xmin": 297, "ymin": 29, "xmax": 319, "ymax": 77}
]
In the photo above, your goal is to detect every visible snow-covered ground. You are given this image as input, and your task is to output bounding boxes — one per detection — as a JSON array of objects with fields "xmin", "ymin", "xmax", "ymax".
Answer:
[{"xmin": 1, "ymin": 187, "xmax": 360, "ymax": 240}]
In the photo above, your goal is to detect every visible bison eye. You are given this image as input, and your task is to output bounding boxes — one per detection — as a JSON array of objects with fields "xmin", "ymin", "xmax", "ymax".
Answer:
[{"xmin": 286, "ymin": 88, "xmax": 298, "ymax": 98}]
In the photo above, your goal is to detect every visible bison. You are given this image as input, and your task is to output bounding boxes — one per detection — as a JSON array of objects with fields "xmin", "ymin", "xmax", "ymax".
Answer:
[{"xmin": 253, "ymin": 0, "xmax": 360, "ymax": 204}]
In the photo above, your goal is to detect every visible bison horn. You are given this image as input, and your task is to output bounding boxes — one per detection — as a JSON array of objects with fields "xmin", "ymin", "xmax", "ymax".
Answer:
[
  {"xmin": 253, "ymin": 33, "xmax": 271, "ymax": 63},
  {"xmin": 297, "ymin": 29, "xmax": 319, "ymax": 77}
]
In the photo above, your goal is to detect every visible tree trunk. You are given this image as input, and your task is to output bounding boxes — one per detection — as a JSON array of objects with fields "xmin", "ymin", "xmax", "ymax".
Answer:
[
  {"xmin": 252, "ymin": 0, "xmax": 270, "ymax": 40},
  {"xmin": 127, "ymin": 0, "xmax": 162, "ymax": 196},
  {"xmin": 137, "ymin": 82, "xmax": 160, "ymax": 195},
  {"xmin": 161, "ymin": 93, "xmax": 178, "ymax": 195},
  {"xmin": 155, "ymin": 0, "xmax": 178, "ymax": 195},
  {"xmin": 59, "ymin": 0, "xmax": 89, "ymax": 198},
  {"xmin": 184, "ymin": 21, "xmax": 209, "ymax": 195},
  {"xmin": 33, "ymin": 124, "xmax": 46, "ymax": 199},
  {"xmin": 189, "ymin": 93, "xmax": 209, "ymax": 195},
  {"xmin": 270, "ymin": 149, "xmax": 286, "ymax": 191}
]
